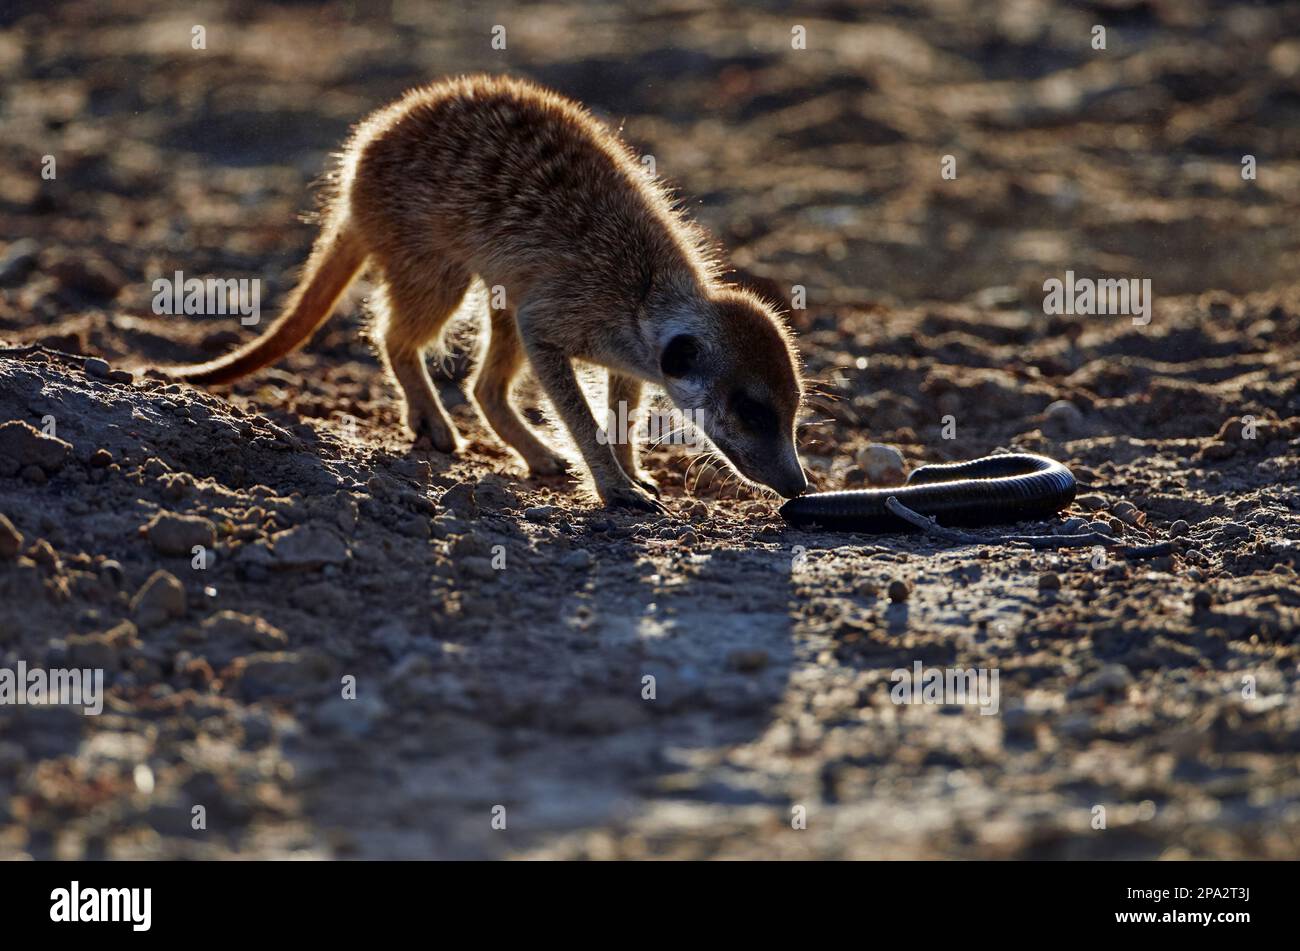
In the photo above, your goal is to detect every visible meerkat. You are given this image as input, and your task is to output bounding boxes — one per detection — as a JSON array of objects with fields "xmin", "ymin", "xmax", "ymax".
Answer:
[{"xmin": 165, "ymin": 75, "xmax": 808, "ymax": 510}]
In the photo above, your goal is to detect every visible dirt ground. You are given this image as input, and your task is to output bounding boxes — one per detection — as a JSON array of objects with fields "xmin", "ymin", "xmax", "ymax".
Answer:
[{"xmin": 1, "ymin": 0, "xmax": 1298, "ymax": 859}]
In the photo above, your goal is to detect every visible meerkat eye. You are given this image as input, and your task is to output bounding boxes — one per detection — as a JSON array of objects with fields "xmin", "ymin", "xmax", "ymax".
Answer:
[
  {"xmin": 731, "ymin": 392, "xmax": 778, "ymax": 434},
  {"xmin": 660, "ymin": 334, "xmax": 699, "ymax": 378}
]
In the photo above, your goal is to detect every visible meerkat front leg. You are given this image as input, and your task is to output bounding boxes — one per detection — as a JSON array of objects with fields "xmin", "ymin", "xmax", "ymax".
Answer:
[
  {"xmin": 521, "ymin": 332, "xmax": 665, "ymax": 513},
  {"xmin": 473, "ymin": 306, "xmax": 569, "ymax": 477},
  {"xmin": 607, "ymin": 371, "xmax": 660, "ymax": 497}
]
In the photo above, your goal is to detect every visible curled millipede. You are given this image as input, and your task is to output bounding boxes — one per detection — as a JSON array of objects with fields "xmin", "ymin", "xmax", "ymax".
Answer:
[{"xmin": 779, "ymin": 453, "xmax": 1077, "ymax": 532}]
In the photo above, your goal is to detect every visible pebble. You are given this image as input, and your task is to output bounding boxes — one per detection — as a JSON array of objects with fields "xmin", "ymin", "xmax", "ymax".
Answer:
[
  {"xmin": 145, "ymin": 511, "xmax": 217, "ymax": 557},
  {"xmin": 440, "ymin": 482, "xmax": 478, "ymax": 518},
  {"xmin": 0, "ymin": 513, "xmax": 22, "ymax": 559},
  {"xmin": 1085, "ymin": 520, "xmax": 1113, "ymax": 536},
  {"xmin": 857, "ymin": 444, "xmax": 905, "ymax": 485},
  {"xmin": 201, "ymin": 611, "xmax": 288, "ymax": 650},
  {"xmin": 1043, "ymin": 399, "xmax": 1084, "ymax": 432},
  {"xmin": 524, "ymin": 505, "xmax": 556, "ymax": 522},
  {"xmin": 130, "ymin": 570, "xmax": 187, "ymax": 629},
  {"xmin": 0, "ymin": 421, "xmax": 72, "ymax": 477},
  {"xmin": 1073, "ymin": 663, "xmax": 1132, "ymax": 697},
  {"xmin": 268, "ymin": 524, "xmax": 351, "ymax": 570},
  {"xmin": 1075, "ymin": 494, "xmax": 1107, "ymax": 511},
  {"xmin": 90, "ymin": 448, "xmax": 113, "ymax": 468},
  {"xmin": 1111, "ymin": 500, "xmax": 1142, "ymax": 526},
  {"xmin": 83, "ymin": 357, "xmax": 112, "ymax": 379},
  {"xmin": 1038, "ymin": 571, "xmax": 1062, "ymax": 591},
  {"xmin": 458, "ymin": 556, "xmax": 498, "ymax": 581},
  {"xmin": 1169, "ymin": 519, "xmax": 1189, "ymax": 538},
  {"xmin": 887, "ymin": 578, "xmax": 910, "ymax": 602}
]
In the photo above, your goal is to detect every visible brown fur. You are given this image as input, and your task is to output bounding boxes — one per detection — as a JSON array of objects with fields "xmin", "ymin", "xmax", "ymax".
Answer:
[{"xmin": 164, "ymin": 75, "xmax": 807, "ymax": 508}]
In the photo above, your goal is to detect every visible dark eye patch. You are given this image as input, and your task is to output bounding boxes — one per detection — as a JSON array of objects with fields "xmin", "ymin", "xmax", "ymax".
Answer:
[{"xmin": 731, "ymin": 392, "xmax": 778, "ymax": 435}]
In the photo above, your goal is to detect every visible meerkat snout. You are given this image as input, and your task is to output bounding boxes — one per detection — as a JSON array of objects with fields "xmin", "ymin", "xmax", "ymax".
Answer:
[{"xmin": 658, "ymin": 289, "xmax": 807, "ymax": 498}]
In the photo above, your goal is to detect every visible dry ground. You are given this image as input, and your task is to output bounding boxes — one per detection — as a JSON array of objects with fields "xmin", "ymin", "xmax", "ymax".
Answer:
[{"xmin": 0, "ymin": 0, "xmax": 1297, "ymax": 858}]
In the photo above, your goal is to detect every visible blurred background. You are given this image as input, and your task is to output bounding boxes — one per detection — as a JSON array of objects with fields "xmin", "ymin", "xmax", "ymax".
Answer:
[{"xmin": 2, "ymin": 0, "xmax": 1298, "ymax": 327}]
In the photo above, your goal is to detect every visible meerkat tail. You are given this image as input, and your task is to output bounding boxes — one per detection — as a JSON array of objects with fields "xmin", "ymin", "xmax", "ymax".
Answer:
[{"xmin": 164, "ymin": 219, "xmax": 368, "ymax": 385}]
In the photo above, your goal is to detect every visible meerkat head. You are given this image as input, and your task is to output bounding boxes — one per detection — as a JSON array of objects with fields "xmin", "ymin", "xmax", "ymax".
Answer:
[{"xmin": 656, "ymin": 287, "xmax": 808, "ymax": 499}]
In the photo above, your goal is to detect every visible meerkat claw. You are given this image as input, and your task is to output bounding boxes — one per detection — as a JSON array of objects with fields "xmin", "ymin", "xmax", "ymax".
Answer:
[{"xmin": 605, "ymin": 484, "xmax": 667, "ymax": 514}]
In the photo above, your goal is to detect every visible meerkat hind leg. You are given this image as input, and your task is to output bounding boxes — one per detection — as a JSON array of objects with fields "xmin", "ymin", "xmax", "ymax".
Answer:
[
  {"xmin": 474, "ymin": 307, "xmax": 568, "ymax": 476},
  {"xmin": 374, "ymin": 265, "xmax": 470, "ymax": 453}
]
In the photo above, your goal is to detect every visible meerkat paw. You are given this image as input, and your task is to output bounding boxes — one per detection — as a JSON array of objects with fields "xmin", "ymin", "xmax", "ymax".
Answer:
[
  {"xmin": 526, "ymin": 453, "xmax": 569, "ymax": 478},
  {"xmin": 632, "ymin": 472, "xmax": 661, "ymax": 498},
  {"xmin": 602, "ymin": 482, "xmax": 668, "ymax": 514},
  {"xmin": 407, "ymin": 408, "xmax": 460, "ymax": 454}
]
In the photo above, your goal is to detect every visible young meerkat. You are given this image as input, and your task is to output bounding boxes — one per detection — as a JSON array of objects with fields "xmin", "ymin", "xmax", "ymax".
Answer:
[{"xmin": 166, "ymin": 74, "xmax": 808, "ymax": 510}]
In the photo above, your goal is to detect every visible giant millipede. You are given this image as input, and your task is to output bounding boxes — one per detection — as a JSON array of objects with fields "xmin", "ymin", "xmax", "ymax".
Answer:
[{"xmin": 779, "ymin": 453, "xmax": 1077, "ymax": 532}]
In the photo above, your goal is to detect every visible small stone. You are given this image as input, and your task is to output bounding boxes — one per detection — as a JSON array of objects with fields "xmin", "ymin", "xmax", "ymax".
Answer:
[
  {"xmin": 268, "ymin": 524, "xmax": 350, "ymax": 570},
  {"xmin": 1195, "ymin": 440, "xmax": 1235, "ymax": 462},
  {"xmin": 145, "ymin": 511, "xmax": 217, "ymax": 557},
  {"xmin": 887, "ymin": 578, "xmax": 910, "ymax": 602},
  {"xmin": 1073, "ymin": 663, "xmax": 1132, "ymax": 697},
  {"xmin": 1075, "ymin": 494, "xmax": 1107, "ymax": 511},
  {"xmin": 440, "ymin": 482, "xmax": 478, "ymax": 518},
  {"xmin": 1192, "ymin": 589, "xmax": 1212, "ymax": 611},
  {"xmin": 236, "ymin": 651, "xmax": 328, "ymax": 702},
  {"xmin": 65, "ymin": 631, "xmax": 122, "ymax": 670},
  {"xmin": 458, "ymin": 556, "xmax": 498, "ymax": 581},
  {"xmin": 857, "ymin": 444, "xmax": 906, "ymax": 485},
  {"xmin": 108, "ymin": 369, "xmax": 135, "ymax": 385},
  {"xmin": 1111, "ymin": 500, "xmax": 1143, "ymax": 526},
  {"xmin": 524, "ymin": 505, "xmax": 556, "ymax": 522},
  {"xmin": 1086, "ymin": 520, "xmax": 1113, "ymax": 536},
  {"xmin": 130, "ymin": 570, "xmax": 187, "ymax": 629},
  {"xmin": 1043, "ymin": 399, "xmax": 1084, "ymax": 433},
  {"xmin": 1055, "ymin": 517, "xmax": 1087, "ymax": 535},
  {"xmin": 83, "ymin": 357, "xmax": 112, "ymax": 379},
  {"xmin": 0, "ymin": 513, "xmax": 22, "ymax": 559},
  {"xmin": 0, "ymin": 420, "xmax": 72, "ymax": 477},
  {"xmin": 1169, "ymin": 519, "xmax": 1189, "ymax": 538},
  {"xmin": 28, "ymin": 538, "xmax": 59, "ymax": 570},
  {"xmin": 1038, "ymin": 572, "xmax": 1062, "ymax": 591},
  {"xmin": 562, "ymin": 549, "xmax": 593, "ymax": 570},
  {"xmin": 201, "ymin": 610, "xmax": 287, "ymax": 650},
  {"xmin": 473, "ymin": 478, "xmax": 518, "ymax": 511},
  {"xmin": 90, "ymin": 448, "xmax": 113, "ymax": 468}
]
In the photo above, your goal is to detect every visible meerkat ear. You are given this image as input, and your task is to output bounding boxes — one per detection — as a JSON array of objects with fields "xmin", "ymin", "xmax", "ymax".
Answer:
[{"xmin": 660, "ymin": 334, "xmax": 700, "ymax": 378}]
